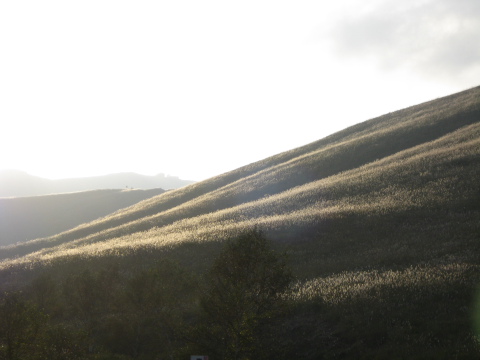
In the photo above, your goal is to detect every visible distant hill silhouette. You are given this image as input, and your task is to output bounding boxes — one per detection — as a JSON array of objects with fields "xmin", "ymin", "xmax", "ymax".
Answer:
[
  {"xmin": 0, "ymin": 188, "xmax": 165, "ymax": 246},
  {"xmin": 0, "ymin": 170, "xmax": 194, "ymax": 197}
]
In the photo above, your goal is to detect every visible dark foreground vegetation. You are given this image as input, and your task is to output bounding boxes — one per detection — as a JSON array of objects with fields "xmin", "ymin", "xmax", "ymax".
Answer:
[
  {"xmin": 0, "ymin": 230, "xmax": 295, "ymax": 360},
  {"xmin": 1, "ymin": 226, "xmax": 479, "ymax": 359}
]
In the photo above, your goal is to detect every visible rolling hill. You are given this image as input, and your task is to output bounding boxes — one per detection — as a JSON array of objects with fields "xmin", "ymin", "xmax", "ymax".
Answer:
[
  {"xmin": 0, "ymin": 170, "xmax": 194, "ymax": 197},
  {"xmin": 0, "ymin": 85, "xmax": 479, "ymax": 358},
  {"xmin": 0, "ymin": 188, "xmax": 166, "ymax": 247}
]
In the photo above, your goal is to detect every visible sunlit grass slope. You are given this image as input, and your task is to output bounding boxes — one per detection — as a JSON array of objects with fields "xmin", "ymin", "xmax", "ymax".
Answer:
[
  {"xmin": 0, "ymin": 188, "xmax": 165, "ymax": 247},
  {"xmin": 1, "ymin": 85, "xmax": 478, "ymax": 268},
  {"xmin": 0, "ymin": 85, "xmax": 479, "ymax": 357}
]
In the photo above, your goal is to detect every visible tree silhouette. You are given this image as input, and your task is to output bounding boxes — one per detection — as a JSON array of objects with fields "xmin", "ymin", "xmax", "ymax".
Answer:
[{"xmin": 198, "ymin": 229, "xmax": 293, "ymax": 360}]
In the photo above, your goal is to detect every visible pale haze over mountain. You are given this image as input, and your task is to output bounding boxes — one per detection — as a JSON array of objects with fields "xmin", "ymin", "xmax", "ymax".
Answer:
[
  {"xmin": 0, "ymin": 170, "xmax": 193, "ymax": 198},
  {"xmin": 1, "ymin": 0, "xmax": 479, "ymax": 181}
]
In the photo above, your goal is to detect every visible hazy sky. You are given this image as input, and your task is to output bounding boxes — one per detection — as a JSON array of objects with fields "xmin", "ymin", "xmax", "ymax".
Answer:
[{"xmin": 1, "ymin": 0, "xmax": 479, "ymax": 181}]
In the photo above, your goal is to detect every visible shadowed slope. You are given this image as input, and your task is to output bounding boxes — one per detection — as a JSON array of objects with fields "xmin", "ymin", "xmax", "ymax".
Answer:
[{"xmin": 0, "ymin": 188, "xmax": 165, "ymax": 247}]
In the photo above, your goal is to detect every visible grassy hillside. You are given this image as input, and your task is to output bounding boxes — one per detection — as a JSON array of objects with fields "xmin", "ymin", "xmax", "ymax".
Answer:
[
  {"xmin": 1, "ymin": 85, "xmax": 478, "ymax": 265},
  {"xmin": 0, "ymin": 188, "xmax": 165, "ymax": 247},
  {"xmin": 0, "ymin": 85, "xmax": 479, "ymax": 358}
]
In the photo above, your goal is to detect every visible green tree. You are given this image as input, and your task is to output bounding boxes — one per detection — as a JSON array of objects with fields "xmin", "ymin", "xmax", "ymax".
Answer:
[{"xmin": 197, "ymin": 229, "xmax": 293, "ymax": 360}]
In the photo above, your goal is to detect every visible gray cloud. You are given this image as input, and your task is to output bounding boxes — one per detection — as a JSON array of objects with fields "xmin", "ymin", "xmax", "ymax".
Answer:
[{"xmin": 328, "ymin": 0, "xmax": 480, "ymax": 79}]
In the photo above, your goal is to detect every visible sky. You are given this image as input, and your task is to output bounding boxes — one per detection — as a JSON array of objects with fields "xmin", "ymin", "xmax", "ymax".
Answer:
[{"xmin": 1, "ymin": 0, "xmax": 479, "ymax": 181}]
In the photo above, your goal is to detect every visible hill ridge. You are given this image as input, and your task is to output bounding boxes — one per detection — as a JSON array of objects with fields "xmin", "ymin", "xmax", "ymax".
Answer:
[{"xmin": 0, "ymin": 171, "xmax": 194, "ymax": 198}]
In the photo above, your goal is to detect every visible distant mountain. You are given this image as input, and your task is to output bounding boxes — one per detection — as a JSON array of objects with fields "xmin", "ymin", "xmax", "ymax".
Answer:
[
  {"xmin": 0, "ymin": 188, "xmax": 165, "ymax": 246},
  {"xmin": 0, "ymin": 170, "xmax": 194, "ymax": 197}
]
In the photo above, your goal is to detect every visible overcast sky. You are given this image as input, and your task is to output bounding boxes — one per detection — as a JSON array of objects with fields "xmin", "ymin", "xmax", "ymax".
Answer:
[{"xmin": 1, "ymin": 0, "xmax": 479, "ymax": 181}]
